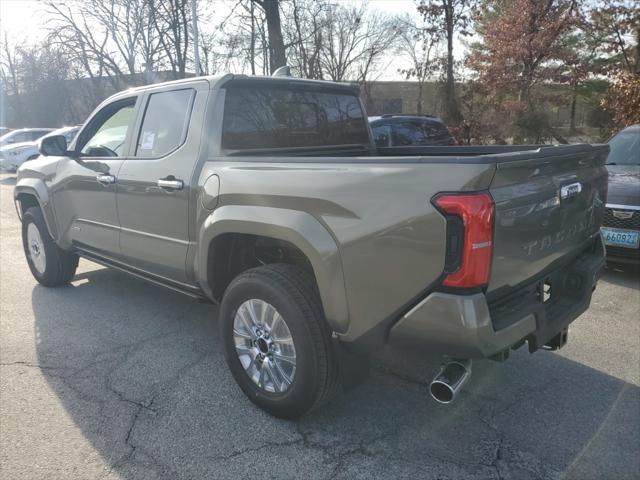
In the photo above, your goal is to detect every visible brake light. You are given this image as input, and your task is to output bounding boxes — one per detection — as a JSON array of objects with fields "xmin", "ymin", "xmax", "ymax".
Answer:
[{"xmin": 434, "ymin": 192, "xmax": 495, "ymax": 288}]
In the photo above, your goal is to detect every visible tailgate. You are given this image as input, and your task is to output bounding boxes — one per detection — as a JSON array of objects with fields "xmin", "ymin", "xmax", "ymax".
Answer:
[{"xmin": 487, "ymin": 145, "xmax": 608, "ymax": 299}]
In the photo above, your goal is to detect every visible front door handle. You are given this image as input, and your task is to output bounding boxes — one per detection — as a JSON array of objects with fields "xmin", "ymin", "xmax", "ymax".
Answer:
[
  {"xmin": 96, "ymin": 174, "xmax": 116, "ymax": 185},
  {"xmin": 157, "ymin": 177, "xmax": 184, "ymax": 190}
]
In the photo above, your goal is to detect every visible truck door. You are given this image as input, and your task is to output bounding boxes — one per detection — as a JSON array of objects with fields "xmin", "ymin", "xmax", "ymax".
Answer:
[
  {"xmin": 53, "ymin": 97, "xmax": 138, "ymax": 256},
  {"xmin": 116, "ymin": 81, "xmax": 208, "ymax": 285}
]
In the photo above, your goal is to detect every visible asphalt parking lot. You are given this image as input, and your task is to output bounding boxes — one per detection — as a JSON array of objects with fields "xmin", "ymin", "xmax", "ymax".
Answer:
[{"xmin": 1, "ymin": 173, "xmax": 639, "ymax": 480}]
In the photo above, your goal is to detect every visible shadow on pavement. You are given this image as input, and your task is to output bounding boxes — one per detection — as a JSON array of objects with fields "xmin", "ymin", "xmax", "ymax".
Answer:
[
  {"xmin": 32, "ymin": 266, "xmax": 640, "ymax": 480},
  {"xmin": 602, "ymin": 261, "xmax": 640, "ymax": 289}
]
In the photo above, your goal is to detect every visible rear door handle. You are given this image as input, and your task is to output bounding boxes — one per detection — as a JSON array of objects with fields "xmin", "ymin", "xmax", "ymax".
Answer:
[
  {"xmin": 96, "ymin": 174, "xmax": 116, "ymax": 185},
  {"xmin": 157, "ymin": 177, "xmax": 184, "ymax": 190}
]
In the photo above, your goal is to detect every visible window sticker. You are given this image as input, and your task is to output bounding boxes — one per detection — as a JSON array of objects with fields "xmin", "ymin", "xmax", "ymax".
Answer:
[{"xmin": 141, "ymin": 131, "xmax": 155, "ymax": 150}]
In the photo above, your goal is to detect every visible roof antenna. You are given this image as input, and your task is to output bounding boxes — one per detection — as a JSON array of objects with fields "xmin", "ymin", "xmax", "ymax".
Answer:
[{"xmin": 272, "ymin": 66, "xmax": 292, "ymax": 77}]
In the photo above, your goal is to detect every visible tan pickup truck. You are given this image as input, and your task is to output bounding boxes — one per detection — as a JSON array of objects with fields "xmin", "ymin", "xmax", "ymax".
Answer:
[{"xmin": 15, "ymin": 72, "xmax": 607, "ymax": 418}]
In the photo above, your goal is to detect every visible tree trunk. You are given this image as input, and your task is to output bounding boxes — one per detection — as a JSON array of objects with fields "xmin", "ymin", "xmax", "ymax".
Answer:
[
  {"xmin": 444, "ymin": 0, "xmax": 462, "ymax": 123},
  {"xmin": 569, "ymin": 82, "xmax": 578, "ymax": 134},
  {"xmin": 250, "ymin": 0, "xmax": 256, "ymax": 75},
  {"xmin": 261, "ymin": 0, "xmax": 286, "ymax": 73}
]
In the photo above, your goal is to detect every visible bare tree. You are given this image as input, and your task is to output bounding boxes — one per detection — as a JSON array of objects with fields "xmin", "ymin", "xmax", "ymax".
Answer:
[
  {"xmin": 150, "ymin": 0, "xmax": 191, "ymax": 79},
  {"xmin": 0, "ymin": 34, "xmax": 20, "ymax": 96},
  {"xmin": 46, "ymin": 1, "xmax": 128, "ymax": 91},
  {"xmin": 283, "ymin": 0, "xmax": 327, "ymax": 79},
  {"xmin": 418, "ymin": 0, "xmax": 476, "ymax": 123},
  {"xmin": 319, "ymin": 4, "xmax": 400, "ymax": 82},
  {"xmin": 251, "ymin": 0, "xmax": 286, "ymax": 73},
  {"xmin": 397, "ymin": 17, "xmax": 440, "ymax": 114},
  {"xmin": 0, "ymin": 37, "xmax": 78, "ymax": 126}
]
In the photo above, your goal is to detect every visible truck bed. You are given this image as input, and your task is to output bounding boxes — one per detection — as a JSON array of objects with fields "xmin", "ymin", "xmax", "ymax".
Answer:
[{"xmin": 207, "ymin": 143, "xmax": 609, "ymax": 344}]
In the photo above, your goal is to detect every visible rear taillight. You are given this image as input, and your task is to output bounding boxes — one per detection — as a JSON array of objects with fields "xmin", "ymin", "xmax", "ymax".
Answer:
[{"xmin": 434, "ymin": 192, "xmax": 495, "ymax": 288}]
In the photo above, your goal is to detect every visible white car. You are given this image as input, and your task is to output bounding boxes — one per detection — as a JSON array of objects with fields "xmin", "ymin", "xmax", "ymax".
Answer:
[{"xmin": 0, "ymin": 127, "xmax": 79, "ymax": 171}]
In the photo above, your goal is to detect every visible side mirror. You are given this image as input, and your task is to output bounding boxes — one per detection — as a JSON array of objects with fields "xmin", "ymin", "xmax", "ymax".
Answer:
[{"xmin": 39, "ymin": 135, "xmax": 71, "ymax": 157}]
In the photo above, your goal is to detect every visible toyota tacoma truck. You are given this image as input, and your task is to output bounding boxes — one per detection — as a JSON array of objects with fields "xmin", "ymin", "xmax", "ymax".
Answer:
[{"xmin": 15, "ymin": 73, "xmax": 607, "ymax": 418}]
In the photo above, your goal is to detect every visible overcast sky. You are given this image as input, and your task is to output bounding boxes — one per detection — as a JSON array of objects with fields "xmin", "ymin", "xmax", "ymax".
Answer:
[{"xmin": 0, "ymin": 0, "xmax": 463, "ymax": 81}]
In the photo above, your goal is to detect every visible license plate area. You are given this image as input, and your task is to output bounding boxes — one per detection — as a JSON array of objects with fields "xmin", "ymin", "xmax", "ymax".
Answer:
[{"xmin": 601, "ymin": 227, "xmax": 639, "ymax": 248}]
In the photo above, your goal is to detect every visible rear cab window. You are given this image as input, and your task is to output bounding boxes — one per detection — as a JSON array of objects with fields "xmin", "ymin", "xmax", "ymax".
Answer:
[
  {"xmin": 135, "ymin": 88, "xmax": 195, "ymax": 158},
  {"xmin": 221, "ymin": 83, "xmax": 369, "ymax": 152}
]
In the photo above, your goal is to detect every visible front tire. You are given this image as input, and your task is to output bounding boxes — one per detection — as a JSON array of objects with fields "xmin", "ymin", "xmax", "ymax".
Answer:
[
  {"xmin": 220, "ymin": 264, "xmax": 339, "ymax": 419},
  {"xmin": 21, "ymin": 207, "xmax": 78, "ymax": 286}
]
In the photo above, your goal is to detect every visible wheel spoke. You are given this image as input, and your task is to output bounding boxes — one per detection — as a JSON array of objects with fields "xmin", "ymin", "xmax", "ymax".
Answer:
[
  {"xmin": 247, "ymin": 300, "xmax": 260, "ymax": 327},
  {"xmin": 258, "ymin": 364, "xmax": 267, "ymax": 389},
  {"xmin": 260, "ymin": 301, "xmax": 269, "ymax": 328},
  {"xmin": 236, "ymin": 305, "xmax": 255, "ymax": 338},
  {"xmin": 245, "ymin": 355, "xmax": 256, "ymax": 377},
  {"xmin": 262, "ymin": 303, "xmax": 274, "ymax": 332},
  {"xmin": 273, "ymin": 358, "xmax": 292, "ymax": 387},
  {"xmin": 274, "ymin": 351, "xmax": 296, "ymax": 365},
  {"xmin": 234, "ymin": 343, "xmax": 253, "ymax": 355},
  {"xmin": 270, "ymin": 312, "xmax": 286, "ymax": 339},
  {"xmin": 264, "ymin": 362, "xmax": 276, "ymax": 392},
  {"xmin": 233, "ymin": 328, "xmax": 253, "ymax": 339}
]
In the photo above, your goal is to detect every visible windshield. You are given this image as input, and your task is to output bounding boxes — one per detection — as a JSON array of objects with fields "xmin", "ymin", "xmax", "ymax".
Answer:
[
  {"xmin": 49, "ymin": 127, "xmax": 80, "ymax": 144},
  {"xmin": 607, "ymin": 130, "xmax": 640, "ymax": 165}
]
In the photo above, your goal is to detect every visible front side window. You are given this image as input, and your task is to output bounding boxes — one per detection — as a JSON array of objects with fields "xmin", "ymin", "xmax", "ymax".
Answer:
[
  {"xmin": 372, "ymin": 124, "xmax": 391, "ymax": 147},
  {"xmin": 28, "ymin": 130, "xmax": 51, "ymax": 141},
  {"xmin": 136, "ymin": 89, "xmax": 194, "ymax": 158},
  {"xmin": 80, "ymin": 102, "xmax": 135, "ymax": 157},
  {"xmin": 222, "ymin": 85, "xmax": 369, "ymax": 150}
]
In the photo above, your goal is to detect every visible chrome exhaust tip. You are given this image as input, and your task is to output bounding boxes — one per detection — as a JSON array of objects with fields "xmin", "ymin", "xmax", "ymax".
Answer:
[{"xmin": 429, "ymin": 359, "xmax": 472, "ymax": 404}]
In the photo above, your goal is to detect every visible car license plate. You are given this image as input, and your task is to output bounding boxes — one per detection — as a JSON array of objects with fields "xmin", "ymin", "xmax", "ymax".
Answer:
[{"xmin": 601, "ymin": 227, "xmax": 640, "ymax": 248}]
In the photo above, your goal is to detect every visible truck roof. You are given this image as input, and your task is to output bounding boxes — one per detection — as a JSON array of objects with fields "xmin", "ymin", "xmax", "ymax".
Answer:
[{"xmin": 116, "ymin": 74, "xmax": 360, "ymax": 97}]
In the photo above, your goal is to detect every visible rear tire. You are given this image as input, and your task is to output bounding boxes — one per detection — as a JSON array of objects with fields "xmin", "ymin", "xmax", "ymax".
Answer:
[
  {"xmin": 21, "ymin": 207, "xmax": 78, "ymax": 286},
  {"xmin": 220, "ymin": 264, "xmax": 340, "ymax": 418}
]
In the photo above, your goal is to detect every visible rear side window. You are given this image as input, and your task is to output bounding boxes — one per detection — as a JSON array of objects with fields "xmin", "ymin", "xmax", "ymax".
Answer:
[
  {"xmin": 10, "ymin": 132, "xmax": 31, "ymax": 143},
  {"xmin": 136, "ymin": 89, "xmax": 194, "ymax": 158},
  {"xmin": 222, "ymin": 85, "xmax": 369, "ymax": 150},
  {"xmin": 28, "ymin": 130, "xmax": 50, "ymax": 141},
  {"xmin": 392, "ymin": 120, "xmax": 455, "ymax": 146}
]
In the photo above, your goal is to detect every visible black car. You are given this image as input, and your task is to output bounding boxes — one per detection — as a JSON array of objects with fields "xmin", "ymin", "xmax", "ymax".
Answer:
[
  {"xmin": 369, "ymin": 114, "xmax": 457, "ymax": 148},
  {"xmin": 601, "ymin": 124, "xmax": 640, "ymax": 264}
]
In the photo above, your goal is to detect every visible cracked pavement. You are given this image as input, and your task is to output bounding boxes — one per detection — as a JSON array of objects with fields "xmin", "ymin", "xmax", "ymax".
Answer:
[{"xmin": 1, "ymin": 173, "xmax": 639, "ymax": 479}]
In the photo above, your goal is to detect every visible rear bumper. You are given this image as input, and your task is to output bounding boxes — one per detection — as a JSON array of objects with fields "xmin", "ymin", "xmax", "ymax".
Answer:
[
  {"xmin": 605, "ymin": 247, "xmax": 640, "ymax": 264},
  {"xmin": 388, "ymin": 235, "xmax": 605, "ymax": 359}
]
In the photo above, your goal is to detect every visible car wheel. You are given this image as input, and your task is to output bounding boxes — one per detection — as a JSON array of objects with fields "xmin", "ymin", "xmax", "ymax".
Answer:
[
  {"xmin": 220, "ymin": 263, "xmax": 340, "ymax": 419},
  {"xmin": 21, "ymin": 207, "xmax": 78, "ymax": 286}
]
